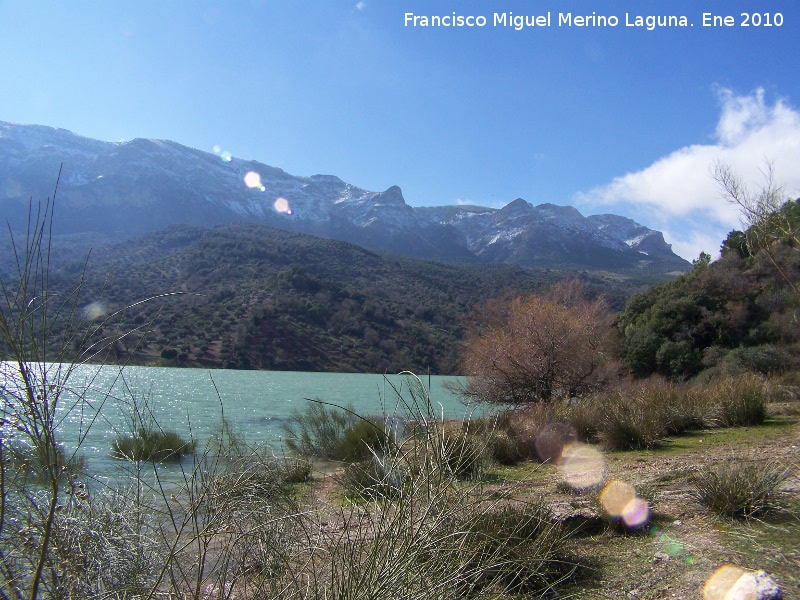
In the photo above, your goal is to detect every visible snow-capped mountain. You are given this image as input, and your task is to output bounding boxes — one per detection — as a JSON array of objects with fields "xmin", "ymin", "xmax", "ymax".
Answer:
[{"xmin": 0, "ymin": 121, "xmax": 689, "ymax": 272}]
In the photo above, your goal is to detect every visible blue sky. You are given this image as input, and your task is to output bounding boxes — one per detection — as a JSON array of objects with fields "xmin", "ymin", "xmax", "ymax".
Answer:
[{"xmin": 1, "ymin": 0, "xmax": 799, "ymax": 260}]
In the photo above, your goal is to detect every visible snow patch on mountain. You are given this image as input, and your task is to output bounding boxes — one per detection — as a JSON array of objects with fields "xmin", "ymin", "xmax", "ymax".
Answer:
[{"xmin": 0, "ymin": 120, "xmax": 690, "ymax": 273}]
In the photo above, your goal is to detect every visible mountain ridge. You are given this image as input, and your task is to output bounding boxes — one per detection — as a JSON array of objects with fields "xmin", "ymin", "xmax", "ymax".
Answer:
[{"xmin": 0, "ymin": 120, "xmax": 690, "ymax": 273}]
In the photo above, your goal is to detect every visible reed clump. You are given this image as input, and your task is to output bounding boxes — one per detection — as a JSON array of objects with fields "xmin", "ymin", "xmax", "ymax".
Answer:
[
  {"xmin": 112, "ymin": 426, "xmax": 196, "ymax": 462},
  {"xmin": 524, "ymin": 374, "xmax": 774, "ymax": 452},
  {"xmin": 690, "ymin": 458, "xmax": 791, "ymax": 519},
  {"xmin": 281, "ymin": 401, "xmax": 389, "ymax": 462}
]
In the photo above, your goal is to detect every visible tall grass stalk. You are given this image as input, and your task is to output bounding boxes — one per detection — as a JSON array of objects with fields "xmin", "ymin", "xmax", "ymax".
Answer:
[
  {"xmin": 0, "ymin": 182, "xmax": 182, "ymax": 598},
  {"xmin": 295, "ymin": 373, "xmax": 578, "ymax": 599}
]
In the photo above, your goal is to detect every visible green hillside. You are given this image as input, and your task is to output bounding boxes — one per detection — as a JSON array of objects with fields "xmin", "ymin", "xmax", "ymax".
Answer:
[{"xmin": 16, "ymin": 223, "xmax": 664, "ymax": 374}]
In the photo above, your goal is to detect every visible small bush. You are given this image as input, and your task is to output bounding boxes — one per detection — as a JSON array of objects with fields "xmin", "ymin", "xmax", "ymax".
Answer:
[
  {"xmin": 336, "ymin": 417, "xmax": 389, "ymax": 462},
  {"xmin": 440, "ymin": 501, "xmax": 574, "ymax": 596},
  {"xmin": 486, "ymin": 429, "xmax": 528, "ymax": 465},
  {"xmin": 50, "ymin": 490, "xmax": 163, "ymax": 596},
  {"xmin": 551, "ymin": 397, "xmax": 601, "ymax": 443},
  {"xmin": 726, "ymin": 344, "xmax": 795, "ymax": 375},
  {"xmin": 112, "ymin": 427, "xmax": 196, "ymax": 462},
  {"xmin": 466, "ymin": 411, "xmax": 540, "ymax": 465},
  {"xmin": 665, "ymin": 385, "xmax": 713, "ymax": 434},
  {"xmin": 282, "ymin": 401, "xmax": 389, "ymax": 461},
  {"xmin": 532, "ymin": 421, "xmax": 579, "ymax": 464},
  {"xmin": 281, "ymin": 401, "xmax": 356, "ymax": 458},
  {"xmin": 438, "ymin": 432, "xmax": 488, "ymax": 480},
  {"xmin": 594, "ymin": 390, "xmax": 667, "ymax": 451},
  {"xmin": 280, "ymin": 457, "xmax": 313, "ymax": 483},
  {"xmin": 709, "ymin": 374, "xmax": 768, "ymax": 427},
  {"xmin": 690, "ymin": 460, "xmax": 790, "ymax": 519}
]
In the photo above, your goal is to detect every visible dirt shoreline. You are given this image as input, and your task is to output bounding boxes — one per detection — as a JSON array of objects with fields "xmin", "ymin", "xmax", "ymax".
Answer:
[{"xmin": 307, "ymin": 407, "xmax": 800, "ymax": 599}]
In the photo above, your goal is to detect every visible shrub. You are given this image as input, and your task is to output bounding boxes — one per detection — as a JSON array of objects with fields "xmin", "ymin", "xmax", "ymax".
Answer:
[
  {"xmin": 690, "ymin": 460, "xmax": 790, "ymax": 519},
  {"xmin": 437, "ymin": 431, "xmax": 488, "ymax": 480},
  {"xmin": 487, "ymin": 429, "xmax": 528, "ymax": 465},
  {"xmin": 337, "ymin": 416, "xmax": 390, "ymax": 462},
  {"xmin": 551, "ymin": 397, "xmax": 602, "ymax": 443},
  {"xmin": 282, "ymin": 401, "xmax": 355, "ymax": 458},
  {"xmin": 112, "ymin": 427, "xmax": 196, "ymax": 462},
  {"xmin": 48, "ymin": 490, "xmax": 164, "ymax": 597},
  {"xmin": 460, "ymin": 280, "xmax": 613, "ymax": 404},
  {"xmin": 663, "ymin": 383, "xmax": 713, "ymax": 434},
  {"xmin": 281, "ymin": 457, "xmax": 313, "ymax": 483},
  {"xmin": 531, "ymin": 421, "xmax": 579, "ymax": 464},
  {"xmin": 709, "ymin": 374, "xmax": 768, "ymax": 427},
  {"xmin": 726, "ymin": 344, "xmax": 795, "ymax": 375},
  {"xmin": 282, "ymin": 401, "xmax": 388, "ymax": 461},
  {"xmin": 437, "ymin": 501, "xmax": 574, "ymax": 596},
  {"xmin": 595, "ymin": 390, "xmax": 666, "ymax": 451},
  {"xmin": 466, "ymin": 410, "xmax": 541, "ymax": 465}
]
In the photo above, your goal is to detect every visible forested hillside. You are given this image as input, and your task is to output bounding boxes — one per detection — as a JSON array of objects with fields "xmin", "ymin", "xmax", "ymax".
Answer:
[
  {"xmin": 618, "ymin": 200, "xmax": 799, "ymax": 381},
  {"xmin": 1, "ymin": 222, "xmax": 666, "ymax": 374}
]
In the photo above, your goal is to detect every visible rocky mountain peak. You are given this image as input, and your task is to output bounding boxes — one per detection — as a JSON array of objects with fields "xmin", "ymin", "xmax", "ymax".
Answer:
[{"xmin": 0, "ymin": 121, "xmax": 691, "ymax": 274}]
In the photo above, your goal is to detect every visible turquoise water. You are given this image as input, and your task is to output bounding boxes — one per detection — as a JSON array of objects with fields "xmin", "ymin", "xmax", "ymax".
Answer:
[{"xmin": 3, "ymin": 364, "xmax": 471, "ymax": 484}]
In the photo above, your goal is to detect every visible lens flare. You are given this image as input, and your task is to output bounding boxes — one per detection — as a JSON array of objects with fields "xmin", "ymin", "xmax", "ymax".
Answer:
[
  {"xmin": 558, "ymin": 442, "xmax": 605, "ymax": 490},
  {"xmin": 82, "ymin": 301, "xmax": 107, "ymax": 320},
  {"xmin": 274, "ymin": 197, "xmax": 291, "ymax": 214},
  {"xmin": 599, "ymin": 479, "xmax": 635, "ymax": 516},
  {"xmin": 599, "ymin": 479, "xmax": 650, "ymax": 528},
  {"xmin": 622, "ymin": 496, "xmax": 650, "ymax": 528},
  {"xmin": 221, "ymin": 151, "xmax": 232, "ymax": 162},
  {"xmin": 244, "ymin": 171, "xmax": 263, "ymax": 189},
  {"xmin": 660, "ymin": 534, "xmax": 685, "ymax": 557},
  {"xmin": 703, "ymin": 565, "xmax": 760, "ymax": 600},
  {"xmin": 212, "ymin": 144, "xmax": 222, "ymax": 154}
]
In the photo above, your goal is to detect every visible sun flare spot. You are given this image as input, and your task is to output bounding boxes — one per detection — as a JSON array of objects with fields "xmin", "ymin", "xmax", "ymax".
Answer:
[
  {"xmin": 622, "ymin": 496, "xmax": 650, "ymax": 528},
  {"xmin": 211, "ymin": 145, "xmax": 233, "ymax": 162},
  {"xmin": 244, "ymin": 171, "xmax": 263, "ymax": 189},
  {"xmin": 598, "ymin": 479, "xmax": 650, "ymax": 528},
  {"xmin": 703, "ymin": 565, "xmax": 758, "ymax": 599},
  {"xmin": 274, "ymin": 197, "xmax": 291, "ymax": 214},
  {"xmin": 82, "ymin": 301, "xmax": 107, "ymax": 320},
  {"xmin": 557, "ymin": 442, "xmax": 605, "ymax": 490},
  {"xmin": 599, "ymin": 479, "xmax": 635, "ymax": 516}
]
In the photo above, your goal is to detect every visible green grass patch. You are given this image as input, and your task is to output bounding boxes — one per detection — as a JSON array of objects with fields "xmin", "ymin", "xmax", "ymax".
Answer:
[{"xmin": 491, "ymin": 460, "xmax": 555, "ymax": 482}]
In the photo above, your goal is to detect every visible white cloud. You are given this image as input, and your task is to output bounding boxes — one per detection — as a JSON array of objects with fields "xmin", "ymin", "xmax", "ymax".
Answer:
[
  {"xmin": 576, "ymin": 88, "xmax": 800, "ymax": 260},
  {"xmin": 355, "ymin": 2, "xmax": 366, "ymax": 10}
]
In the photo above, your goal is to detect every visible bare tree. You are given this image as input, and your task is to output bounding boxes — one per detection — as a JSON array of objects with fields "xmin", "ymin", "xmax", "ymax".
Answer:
[{"xmin": 459, "ymin": 280, "xmax": 613, "ymax": 405}]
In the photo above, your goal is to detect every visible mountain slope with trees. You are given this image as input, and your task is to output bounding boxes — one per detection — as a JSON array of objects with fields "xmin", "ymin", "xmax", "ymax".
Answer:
[
  {"xmin": 618, "ymin": 199, "xmax": 799, "ymax": 381},
  {"xmin": 15, "ymin": 222, "xmax": 660, "ymax": 374}
]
